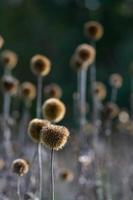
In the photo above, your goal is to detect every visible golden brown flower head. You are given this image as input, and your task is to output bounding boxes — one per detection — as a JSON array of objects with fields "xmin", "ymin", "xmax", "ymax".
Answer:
[
  {"xmin": 109, "ymin": 73, "xmax": 123, "ymax": 89},
  {"xmin": 21, "ymin": 82, "xmax": 36, "ymax": 101},
  {"xmin": 84, "ymin": 21, "xmax": 104, "ymax": 41},
  {"xmin": 41, "ymin": 124, "xmax": 70, "ymax": 150},
  {"xmin": 0, "ymin": 50, "xmax": 18, "ymax": 70},
  {"xmin": 28, "ymin": 118, "xmax": 50, "ymax": 143},
  {"xmin": 74, "ymin": 44, "xmax": 96, "ymax": 68},
  {"xmin": 103, "ymin": 102, "xmax": 119, "ymax": 119},
  {"xmin": 94, "ymin": 82, "xmax": 107, "ymax": 101},
  {"xmin": 30, "ymin": 54, "xmax": 51, "ymax": 76},
  {"xmin": 42, "ymin": 98, "xmax": 66, "ymax": 123},
  {"xmin": 1, "ymin": 75, "xmax": 18, "ymax": 95},
  {"xmin": 70, "ymin": 55, "xmax": 87, "ymax": 71},
  {"xmin": 0, "ymin": 35, "xmax": 4, "ymax": 49},
  {"xmin": 59, "ymin": 169, "xmax": 74, "ymax": 182},
  {"xmin": 12, "ymin": 158, "xmax": 29, "ymax": 176},
  {"xmin": 44, "ymin": 83, "xmax": 62, "ymax": 99}
]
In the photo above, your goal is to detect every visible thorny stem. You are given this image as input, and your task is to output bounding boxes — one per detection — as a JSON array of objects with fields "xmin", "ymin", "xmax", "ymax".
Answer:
[{"xmin": 51, "ymin": 149, "xmax": 54, "ymax": 200}]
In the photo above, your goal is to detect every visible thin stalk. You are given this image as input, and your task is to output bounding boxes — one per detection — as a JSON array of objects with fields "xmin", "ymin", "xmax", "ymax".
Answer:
[
  {"xmin": 111, "ymin": 87, "xmax": 118, "ymax": 103},
  {"xmin": 17, "ymin": 176, "xmax": 21, "ymax": 200},
  {"xmin": 50, "ymin": 149, "xmax": 54, "ymax": 200},
  {"xmin": 38, "ymin": 143, "xmax": 43, "ymax": 200},
  {"xmin": 36, "ymin": 76, "xmax": 43, "ymax": 118},
  {"xmin": 131, "ymin": 78, "xmax": 133, "ymax": 119}
]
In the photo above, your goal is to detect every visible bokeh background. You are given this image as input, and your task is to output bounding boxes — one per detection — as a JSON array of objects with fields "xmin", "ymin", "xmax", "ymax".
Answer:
[{"xmin": 0, "ymin": 0, "xmax": 133, "ymax": 124}]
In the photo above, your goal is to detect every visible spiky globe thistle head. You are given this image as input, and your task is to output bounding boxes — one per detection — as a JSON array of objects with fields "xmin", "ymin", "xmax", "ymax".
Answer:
[
  {"xmin": 42, "ymin": 98, "xmax": 66, "ymax": 123},
  {"xmin": 84, "ymin": 21, "xmax": 104, "ymax": 41},
  {"xmin": 1, "ymin": 75, "xmax": 18, "ymax": 95},
  {"xmin": 21, "ymin": 82, "xmax": 36, "ymax": 101},
  {"xmin": 59, "ymin": 169, "xmax": 74, "ymax": 182},
  {"xmin": 0, "ymin": 35, "xmax": 4, "ymax": 49},
  {"xmin": 28, "ymin": 118, "xmax": 50, "ymax": 143},
  {"xmin": 12, "ymin": 158, "xmax": 29, "ymax": 176},
  {"xmin": 109, "ymin": 73, "xmax": 123, "ymax": 89},
  {"xmin": 30, "ymin": 54, "xmax": 51, "ymax": 77},
  {"xmin": 103, "ymin": 102, "xmax": 119, "ymax": 119},
  {"xmin": 73, "ymin": 44, "xmax": 96, "ymax": 70},
  {"xmin": 44, "ymin": 83, "xmax": 62, "ymax": 99},
  {"xmin": 94, "ymin": 82, "xmax": 107, "ymax": 101},
  {"xmin": 0, "ymin": 50, "xmax": 18, "ymax": 70},
  {"xmin": 41, "ymin": 124, "xmax": 70, "ymax": 150}
]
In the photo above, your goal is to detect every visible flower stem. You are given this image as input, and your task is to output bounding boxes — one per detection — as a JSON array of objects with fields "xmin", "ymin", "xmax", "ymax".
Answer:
[
  {"xmin": 51, "ymin": 149, "xmax": 54, "ymax": 200},
  {"xmin": 36, "ymin": 76, "xmax": 43, "ymax": 118},
  {"xmin": 17, "ymin": 176, "xmax": 21, "ymax": 200},
  {"xmin": 38, "ymin": 143, "xmax": 43, "ymax": 200}
]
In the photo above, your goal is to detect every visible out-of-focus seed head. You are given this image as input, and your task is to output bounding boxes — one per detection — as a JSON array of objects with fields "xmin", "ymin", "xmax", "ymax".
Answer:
[
  {"xmin": 28, "ymin": 118, "xmax": 50, "ymax": 143},
  {"xmin": 0, "ymin": 159, "xmax": 5, "ymax": 170},
  {"xmin": 21, "ymin": 82, "xmax": 36, "ymax": 101},
  {"xmin": 103, "ymin": 102, "xmax": 120, "ymax": 119},
  {"xmin": 109, "ymin": 73, "xmax": 123, "ymax": 89},
  {"xmin": 118, "ymin": 110, "xmax": 130, "ymax": 124},
  {"xmin": 0, "ymin": 50, "xmax": 18, "ymax": 70},
  {"xmin": 44, "ymin": 83, "xmax": 62, "ymax": 99},
  {"xmin": 42, "ymin": 98, "xmax": 66, "ymax": 123},
  {"xmin": 12, "ymin": 158, "xmax": 29, "ymax": 176},
  {"xmin": 30, "ymin": 54, "xmax": 51, "ymax": 76},
  {"xmin": 84, "ymin": 21, "xmax": 104, "ymax": 41},
  {"xmin": 1, "ymin": 75, "xmax": 18, "ymax": 95},
  {"xmin": 94, "ymin": 82, "xmax": 107, "ymax": 101},
  {"xmin": 74, "ymin": 44, "xmax": 96, "ymax": 69},
  {"xmin": 59, "ymin": 169, "xmax": 74, "ymax": 182},
  {"xmin": 0, "ymin": 35, "xmax": 4, "ymax": 49},
  {"xmin": 41, "ymin": 124, "xmax": 70, "ymax": 150}
]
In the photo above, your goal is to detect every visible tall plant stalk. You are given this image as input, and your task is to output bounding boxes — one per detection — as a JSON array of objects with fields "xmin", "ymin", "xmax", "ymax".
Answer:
[{"xmin": 50, "ymin": 149, "xmax": 54, "ymax": 200}]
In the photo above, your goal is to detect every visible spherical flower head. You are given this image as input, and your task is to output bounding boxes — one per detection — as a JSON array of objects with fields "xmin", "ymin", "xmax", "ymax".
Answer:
[
  {"xmin": 0, "ymin": 49, "xmax": 18, "ymax": 70},
  {"xmin": 118, "ymin": 110, "xmax": 129, "ymax": 124},
  {"xmin": 12, "ymin": 158, "xmax": 29, "ymax": 176},
  {"xmin": 94, "ymin": 82, "xmax": 106, "ymax": 101},
  {"xmin": 44, "ymin": 83, "xmax": 62, "ymax": 99},
  {"xmin": 74, "ymin": 44, "xmax": 96, "ymax": 69},
  {"xmin": 103, "ymin": 102, "xmax": 119, "ymax": 119},
  {"xmin": 42, "ymin": 98, "xmax": 66, "ymax": 123},
  {"xmin": 59, "ymin": 169, "xmax": 74, "ymax": 182},
  {"xmin": 41, "ymin": 124, "xmax": 70, "ymax": 150},
  {"xmin": 28, "ymin": 118, "xmax": 50, "ymax": 143},
  {"xmin": 21, "ymin": 82, "xmax": 36, "ymax": 101},
  {"xmin": 30, "ymin": 54, "xmax": 51, "ymax": 77},
  {"xmin": 109, "ymin": 73, "xmax": 123, "ymax": 89},
  {"xmin": 1, "ymin": 75, "xmax": 18, "ymax": 95},
  {"xmin": 84, "ymin": 21, "xmax": 104, "ymax": 41},
  {"xmin": 0, "ymin": 35, "xmax": 4, "ymax": 49},
  {"xmin": 70, "ymin": 55, "xmax": 88, "ymax": 71}
]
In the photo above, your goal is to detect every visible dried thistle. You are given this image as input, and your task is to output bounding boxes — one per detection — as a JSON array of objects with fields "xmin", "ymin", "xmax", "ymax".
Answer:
[
  {"xmin": 84, "ymin": 21, "xmax": 104, "ymax": 41},
  {"xmin": 44, "ymin": 83, "xmax": 62, "ymax": 99},
  {"xmin": 42, "ymin": 98, "xmax": 66, "ymax": 123},
  {"xmin": 30, "ymin": 54, "xmax": 51, "ymax": 76},
  {"xmin": 41, "ymin": 124, "xmax": 70, "ymax": 150},
  {"xmin": 95, "ymin": 82, "xmax": 107, "ymax": 101},
  {"xmin": 21, "ymin": 82, "xmax": 36, "ymax": 101},
  {"xmin": 1, "ymin": 75, "xmax": 18, "ymax": 95},
  {"xmin": 12, "ymin": 159, "xmax": 29, "ymax": 176},
  {"xmin": 109, "ymin": 73, "xmax": 123, "ymax": 89},
  {"xmin": 0, "ymin": 49, "xmax": 18, "ymax": 70},
  {"xmin": 28, "ymin": 118, "xmax": 50, "ymax": 143}
]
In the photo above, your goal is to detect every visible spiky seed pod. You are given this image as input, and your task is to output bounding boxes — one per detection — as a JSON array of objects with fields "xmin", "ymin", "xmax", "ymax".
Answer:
[
  {"xmin": 59, "ymin": 169, "xmax": 74, "ymax": 182},
  {"xmin": 0, "ymin": 50, "xmax": 18, "ymax": 70},
  {"xmin": 0, "ymin": 35, "xmax": 4, "ymax": 49},
  {"xmin": 28, "ymin": 118, "xmax": 50, "ymax": 143},
  {"xmin": 21, "ymin": 82, "xmax": 36, "ymax": 101},
  {"xmin": 103, "ymin": 102, "xmax": 119, "ymax": 119},
  {"xmin": 42, "ymin": 98, "xmax": 66, "ymax": 123},
  {"xmin": 30, "ymin": 54, "xmax": 51, "ymax": 76},
  {"xmin": 44, "ymin": 83, "xmax": 62, "ymax": 99},
  {"xmin": 84, "ymin": 21, "xmax": 104, "ymax": 41},
  {"xmin": 41, "ymin": 124, "xmax": 70, "ymax": 150},
  {"xmin": 118, "ymin": 110, "xmax": 129, "ymax": 124},
  {"xmin": 1, "ymin": 75, "xmax": 18, "ymax": 95},
  {"xmin": 109, "ymin": 73, "xmax": 123, "ymax": 89},
  {"xmin": 73, "ymin": 44, "xmax": 96, "ymax": 70},
  {"xmin": 12, "ymin": 159, "xmax": 29, "ymax": 176},
  {"xmin": 94, "ymin": 82, "xmax": 107, "ymax": 101}
]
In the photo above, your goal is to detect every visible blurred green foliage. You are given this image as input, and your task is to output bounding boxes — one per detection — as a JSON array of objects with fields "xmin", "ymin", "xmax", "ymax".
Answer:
[{"xmin": 0, "ymin": 0, "xmax": 133, "ymax": 123}]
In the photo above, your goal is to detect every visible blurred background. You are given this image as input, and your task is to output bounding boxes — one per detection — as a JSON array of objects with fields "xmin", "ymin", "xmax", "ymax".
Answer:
[{"xmin": 0, "ymin": 0, "xmax": 133, "ymax": 123}]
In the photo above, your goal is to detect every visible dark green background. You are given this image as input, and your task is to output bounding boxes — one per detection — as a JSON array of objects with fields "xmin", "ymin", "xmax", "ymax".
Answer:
[{"xmin": 0, "ymin": 0, "xmax": 133, "ymax": 123}]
